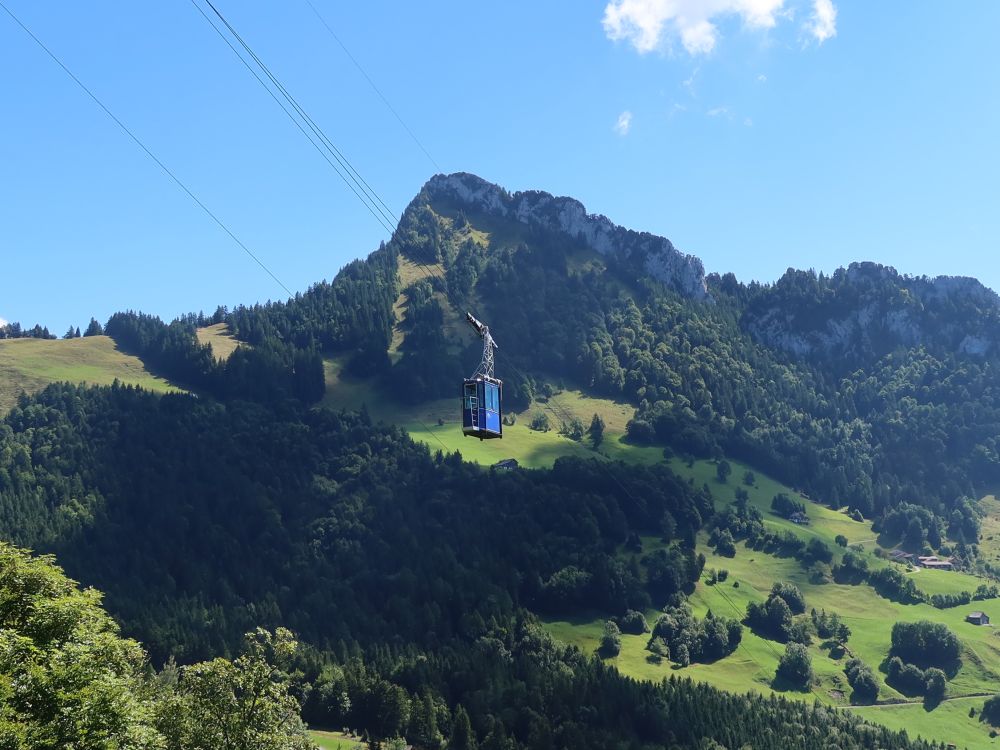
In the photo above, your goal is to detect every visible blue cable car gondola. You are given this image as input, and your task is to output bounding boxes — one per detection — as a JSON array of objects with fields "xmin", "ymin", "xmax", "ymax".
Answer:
[{"xmin": 462, "ymin": 312, "xmax": 502, "ymax": 440}]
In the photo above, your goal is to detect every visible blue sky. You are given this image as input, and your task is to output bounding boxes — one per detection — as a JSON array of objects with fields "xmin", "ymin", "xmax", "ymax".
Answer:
[{"xmin": 1, "ymin": 1, "xmax": 998, "ymax": 332}]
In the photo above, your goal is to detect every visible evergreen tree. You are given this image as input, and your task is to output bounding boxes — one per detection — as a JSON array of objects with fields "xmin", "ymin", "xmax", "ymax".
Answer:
[
  {"xmin": 448, "ymin": 706, "xmax": 477, "ymax": 750},
  {"xmin": 588, "ymin": 413, "xmax": 605, "ymax": 449},
  {"xmin": 408, "ymin": 692, "xmax": 443, "ymax": 750}
]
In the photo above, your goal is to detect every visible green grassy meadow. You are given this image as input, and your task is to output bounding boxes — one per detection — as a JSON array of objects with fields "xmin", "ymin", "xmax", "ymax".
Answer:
[
  {"xmin": 0, "ymin": 335, "xmax": 181, "ymax": 415},
  {"xmin": 195, "ymin": 323, "xmax": 241, "ymax": 361},
  {"xmin": 308, "ymin": 729, "xmax": 362, "ymax": 750},
  {"xmin": 542, "ymin": 457, "xmax": 1000, "ymax": 749},
  {"xmin": 321, "ymin": 354, "xmax": 663, "ymax": 469}
]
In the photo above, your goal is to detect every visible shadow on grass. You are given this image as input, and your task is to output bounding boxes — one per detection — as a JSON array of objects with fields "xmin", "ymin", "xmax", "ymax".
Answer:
[
  {"xmin": 819, "ymin": 639, "xmax": 847, "ymax": 660},
  {"xmin": 922, "ymin": 694, "xmax": 944, "ymax": 711},
  {"xmin": 769, "ymin": 673, "xmax": 813, "ymax": 694}
]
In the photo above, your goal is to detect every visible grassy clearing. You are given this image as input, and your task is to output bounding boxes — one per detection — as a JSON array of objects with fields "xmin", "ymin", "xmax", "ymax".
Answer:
[
  {"xmin": 195, "ymin": 323, "xmax": 241, "ymax": 361},
  {"xmin": 308, "ymin": 729, "xmax": 362, "ymax": 750},
  {"xmin": 389, "ymin": 256, "xmax": 475, "ymax": 365},
  {"xmin": 852, "ymin": 697, "xmax": 1000, "ymax": 749},
  {"xmin": 977, "ymin": 494, "xmax": 1000, "ymax": 570},
  {"xmin": 0, "ymin": 336, "xmax": 181, "ymax": 414},
  {"xmin": 542, "ymin": 458, "xmax": 1000, "ymax": 749},
  {"xmin": 321, "ymin": 355, "xmax": 662, "ymax": 469},
  {"xmin": 667, "ymin": 456, "xmax": 871, "ymax": 548}
]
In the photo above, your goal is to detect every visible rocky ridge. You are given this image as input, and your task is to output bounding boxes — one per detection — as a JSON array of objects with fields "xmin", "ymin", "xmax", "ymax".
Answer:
[
  {"xmin": 745, "ymin": 262, "xmax": 1000, "ymax": 360},
  {"xmin": 423, "ymin": 172, "xmax": 710, "ymax": 301}
]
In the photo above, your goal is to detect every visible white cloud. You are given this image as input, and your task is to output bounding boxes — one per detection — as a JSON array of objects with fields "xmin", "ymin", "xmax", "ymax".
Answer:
[
  {"xmin": 706, "ymin": 105, "xmax": 731, "ymax": 118},
  {"xmin": 805, "ymin": 0, "xmax": 836, "ymax": 42},
  {"xmin": 757, "ymin": 73, "xmax": 767, "ymax": 82},
  {"xmin": 602, "ymin": 0, "xmax": 787, "ymax": 55},
  {"xmin": 0, "ymin": 317, "xmax": 7, "ymax": 327},
  {"xmin": 614, "ymin": 110, "xmax": 633, "ymax": 135},
  {"xmin": 744, "ymin": 116, "xmax": 754, "ymax": 126}
]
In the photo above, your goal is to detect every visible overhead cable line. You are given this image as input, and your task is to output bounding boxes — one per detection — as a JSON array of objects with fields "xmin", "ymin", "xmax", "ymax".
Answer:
[
  {"xmin": 301, "ymin": 0, "xmax": 441, "ymax": 172},
  {"xmin": 202, "ymin": 0, "xmax": 398, "ymax": 227},
  {"xmin": 0, "ymin": 0, "xmax": 295, "ymax": 299},
  {"xmin": 184, "ymin": 2, "xmax": 659, "ymax": 476},
  {"xmin": 187, "ymin": 0, "xmax": 455, "ymax": 454},
  {"xmin": 190, "ymin": 0, "xmax": 399, "ymax": 236}
]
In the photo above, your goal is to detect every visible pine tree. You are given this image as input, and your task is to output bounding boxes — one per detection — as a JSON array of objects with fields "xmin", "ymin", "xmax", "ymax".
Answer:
[
  {"xmin": 448, "ymin": 706, "xmax": 477, "ymax": 750},
  {"xmin": 588, "ymin": 413, "xmax": 605, "ymax": 449},
  {"xmin": 408, "ymin": 692, "xmax": 443, "ymax": 749}
]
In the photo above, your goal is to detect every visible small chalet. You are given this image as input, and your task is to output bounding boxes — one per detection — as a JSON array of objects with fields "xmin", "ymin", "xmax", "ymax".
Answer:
[
  {"xmin": 966, "ymin": 611, "xmax": 990, "ymax": 626},
  {"xmin": 917, "ymin": 555, "xmax": 954, "ymax": 570},
  {"xmin": 789, "ymin": 512, "xmax": 810, "ymax": 525},
  {"xmin": 888, "ymin": 550, "xmax": 913, "ymax": 563},
  {"xmin": 493, "ymin": 458, "xmax": 519, "ymax": 471}
]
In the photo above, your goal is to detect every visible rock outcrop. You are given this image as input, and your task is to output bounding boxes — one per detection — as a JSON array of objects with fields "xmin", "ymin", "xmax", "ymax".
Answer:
[
  {"xmin": 423, "ymin": 172, "xmax": 710, "ymax": 301},
  {"xmin": 745, "ymin": 262, "xmax": 1000, "ymax": 361}
]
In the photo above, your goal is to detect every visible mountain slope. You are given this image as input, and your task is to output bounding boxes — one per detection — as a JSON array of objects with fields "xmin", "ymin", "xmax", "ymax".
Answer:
[
  {"xmin": 7, "ymin": 172, "xmax": 1000, "ymax": 747},
  {"xmin": 742, "ymin": 262, "xmax": 1000, "ymax": 364},
  {"xmin": 0, "ymin": 334, "xmax": 181, "ymax": 413}
]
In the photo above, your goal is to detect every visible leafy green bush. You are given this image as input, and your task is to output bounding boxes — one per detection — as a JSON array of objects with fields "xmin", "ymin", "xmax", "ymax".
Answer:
[{"xmin": 776, "ymin": 643, "xmax": 813, "ymax": 689}]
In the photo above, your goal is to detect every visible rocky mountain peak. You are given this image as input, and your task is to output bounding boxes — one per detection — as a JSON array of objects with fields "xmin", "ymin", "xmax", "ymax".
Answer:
[{"xmin": 423, "ymin": 173, "xmax": 710, "ymax": 301}]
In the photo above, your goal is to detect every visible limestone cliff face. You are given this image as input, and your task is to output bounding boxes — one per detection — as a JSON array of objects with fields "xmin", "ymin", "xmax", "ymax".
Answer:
[
  {"xmin": 423, "ymin": 173, "xmax": 710, "ymax": 301},
  {"xmin": 745, "ymin": 262, "xmax": 1000, "ymax": 361}
]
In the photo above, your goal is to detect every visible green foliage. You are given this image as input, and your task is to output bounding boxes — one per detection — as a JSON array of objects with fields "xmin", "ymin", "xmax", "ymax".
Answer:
[
  {"xmin": 228, "ymin": 241, "xmax": 397, "ymax": 363},
  {"xmin": 929, "ymin": 590, "xmax": 972, "ymax": 609},
  {"xmin": 0, "ymin": 321, "xmax": 55, "ymax": 340},
  {"xmin": 0, "ymin": 543, "xmax": 310, "ymax": 750},
  {"xmin": 588, "ymin": 413, "xmax": 605, "ymax": 448},
  {"xmin": 155, "ymin": 628, "xmax": 312, "ymax": 750},
  {"xmin": 617, "ymin": 609, "xmax": 649, "ymax": 635},
  {"xmin": 811, "ymin": 609, "xmax": 850, "ymax": 643},
  {"xmin": 105, "ymin": 311, "xmax": 325, "ymax": 404},
  {"xmin": 982, "ymin": 695, "xmax": 1000, "ymax": 726},
  {"xmin": 770, "ymin": 582, "xmax": 806, "ymax": 614},
  {"xmin": 890, "ymin": 621, "xmax": 962, "ymax": 669},
  {"xmin": 975, "ymin": 583, "xmax": 1000, "ymax": 600},
  {"xmin": 708, "ymin": 527, "xmax": 736, "ymax": 557},
  {"xmin": 776, "ymin": 642, "xmax": 813, "ymax": 689},
  {"xmin": 832, "ymin": 550, "xmax": 869, "ymax": 584},
  {"xmin": 886, "ymin": 657, "xmax": 929, "ymax": 696},
  {"xmin": 650, "ymin": 605, "xmax": 742, "ymax": 665},
  {"xmin": 599, "ymin": 620, "xmax": 622, "ymax": 657},
  {"xmin": 0, "ymin": 383, "xmax": 712, "ymax": 661},
  {"xmin": 923, "ymin": 667, "xmax": 947, "ymax": 703},
  {"xmin": 0, "ymin": 543, "xmax": 162, "ymax": 748},
  {"xmin": 804, "ymin": 538, "xmax": 833, "ymax": 564},
  {"xmin": 562, "ymin": 416, "xmax": 585, "ymax": 441},
  {"xmin": 529, "ymin": 411, "xmax": 550, "ymax": 432},
  {"xmin": 745, "ymin": 593, "xmax": 794, "ymax": 641},
  {"xmin": 392, "ymin": 280, "xmax": 461, "ymax": 400},
  {"xmin": 844, "ymin": 658, "xmax": 879, "ymax": 704},
  {"xmin": 715, "ymin": 460, "xmax": 731, "ymax": 483},
  {"xmin": 867, "ymin": 567, "xmax": 924, "ymax": 604},
  {"xmin": 771, "ymin": 493, "xmax": 806, "ymax": 519},
  {"xmin": 448, "ymin": 706, "xmax": 477, "ymax": 750}
]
